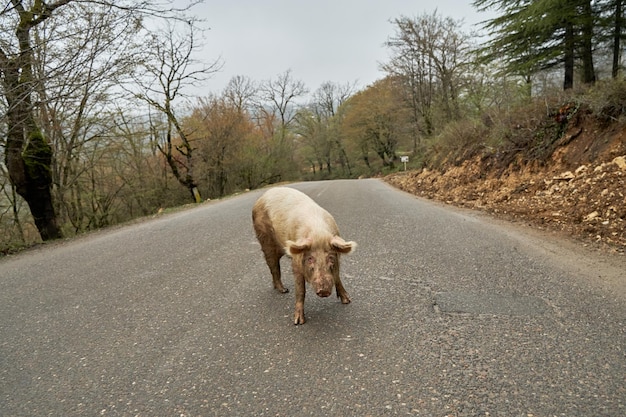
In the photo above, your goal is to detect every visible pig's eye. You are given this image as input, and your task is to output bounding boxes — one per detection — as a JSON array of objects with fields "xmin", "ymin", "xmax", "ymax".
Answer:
[
  {"xmin": 327, "ymin": 254, "xmax": 336, "ymax": 266},
  {"xmin": 306, "ymin": 256, "xmax": 315, "ymax": 265}
]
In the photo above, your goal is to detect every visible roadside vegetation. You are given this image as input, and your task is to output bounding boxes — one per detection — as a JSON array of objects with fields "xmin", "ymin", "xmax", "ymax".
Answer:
[{"xmin": 2, "ymin": 0, "xmax": 625, "ymax": 254}]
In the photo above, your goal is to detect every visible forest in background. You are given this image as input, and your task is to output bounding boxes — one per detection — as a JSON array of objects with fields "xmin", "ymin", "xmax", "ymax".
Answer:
[{"xmin": 2, "ymin": 0, "xmax": 626, "ymax": 253}]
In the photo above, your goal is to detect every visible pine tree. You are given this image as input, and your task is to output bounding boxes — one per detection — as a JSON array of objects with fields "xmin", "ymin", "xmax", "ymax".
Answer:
[{"xmin": 474, "ymin": 0, "xmax": 598, "ymax": 89}]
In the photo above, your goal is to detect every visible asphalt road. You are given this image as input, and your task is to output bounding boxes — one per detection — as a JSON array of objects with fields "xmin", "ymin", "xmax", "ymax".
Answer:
[{"xmin": 1, "ymin": 179, "xmax": 625, "ymax": 416}]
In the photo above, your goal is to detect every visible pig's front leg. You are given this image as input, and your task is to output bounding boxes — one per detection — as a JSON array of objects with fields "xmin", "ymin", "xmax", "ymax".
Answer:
[
  {"xmin": 335, "ymin": 279, "xmax": 351, "ymax": 304},
  {"xmin": 293, "ymin": 272, "xmax": 306, "ymax": 325}
]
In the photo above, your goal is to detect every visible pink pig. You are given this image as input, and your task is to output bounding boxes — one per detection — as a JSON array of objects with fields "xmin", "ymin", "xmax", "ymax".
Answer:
[{"xmin": 252, "ymin": 187, "xmax": 356, "ymax": 324}]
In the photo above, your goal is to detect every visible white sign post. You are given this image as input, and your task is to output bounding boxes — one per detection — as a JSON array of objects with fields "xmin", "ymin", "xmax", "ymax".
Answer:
[{"xmin": 400, "ymin": 156, "xmax": 409, "ymax": 171}]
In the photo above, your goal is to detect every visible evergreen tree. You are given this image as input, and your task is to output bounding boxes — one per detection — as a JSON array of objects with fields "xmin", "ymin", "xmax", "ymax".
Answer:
[{"xmin": 474, "ymin": 0, "xmax": 598, "ymax": 89}]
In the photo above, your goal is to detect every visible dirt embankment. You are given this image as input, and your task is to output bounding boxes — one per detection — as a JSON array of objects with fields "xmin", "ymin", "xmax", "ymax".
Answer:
[{"xmin": 386, "ymin": 109, "xmax": 626, "ymax": 252}]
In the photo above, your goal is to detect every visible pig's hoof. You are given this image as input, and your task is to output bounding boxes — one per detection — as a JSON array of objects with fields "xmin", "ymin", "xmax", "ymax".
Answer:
[
  {"xmin": 338, "ymin": 294, "xmax": 351, "ymax": 304},
  {"xmin": 275, "ymin": 285, "xmax": 289, "ymax": 293},
  {"xmin": 294, "ymin": 311, "xmax": 305, "ymax": 325}
]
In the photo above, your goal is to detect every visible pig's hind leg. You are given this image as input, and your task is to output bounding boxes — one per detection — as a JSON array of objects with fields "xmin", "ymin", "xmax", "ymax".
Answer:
[
  {"xmin": 253, "ymin": 218, "xmax": 289, "ymax": 294},
  {"xmin": 258, "ymin": 240, "xmax": 288, "ymax": 293},
  {"xmin": 266, "ymin": 250, "xmax": 288, "ymax": 293}
]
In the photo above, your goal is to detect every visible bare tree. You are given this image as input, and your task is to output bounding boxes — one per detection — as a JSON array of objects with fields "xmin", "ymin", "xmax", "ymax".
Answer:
[
  {"xmin": 254, "ymin": 69, "xmax": 308, "ymax": 182},
  {"xmin": 223, "ymin": 75, "xmax": 258, "ymax": 115},
  {"xmin": 0, "ymin": 0, "xmax": 71, "ymax": 240},
  {"xmin": 0, "ymin": 160, "xmax": 27, "ymax": 245},
  {"xmin": 313, "ymin": 81, "xmax": 355, "ymax": 118},
  {"xmin": 297, "ymin": 81, "xmax": 356, "ymax": 176},
  {"xmin": 31, "ymin": 2, "xmax": 142, "ymax": 231},
  {"xmin": 131, "ymin": 20, "xmax": 221, "ymax": 203},
  {"xmin": 295, "ymin": 107, "xmax": 330, "ymax": 174},
  {"xmin": 383, "ymin": 12, "xmax": 470, "ymax": 150},
  {"xmin": 258, "ymin": 69, "xmax": 308, "ymax": 141},
  {"xmin": 0, "ymin": 0, "xmax": 201, "ymax": 240},
  {"xmin": 313, "ymin": 81, "xmax": 355, "ymax": 174}
]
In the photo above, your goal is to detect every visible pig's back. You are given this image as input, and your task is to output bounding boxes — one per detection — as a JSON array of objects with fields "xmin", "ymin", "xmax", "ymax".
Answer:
[{"xmin": 257, "ymin": 187, "xmax": 338, "ymax": 243}]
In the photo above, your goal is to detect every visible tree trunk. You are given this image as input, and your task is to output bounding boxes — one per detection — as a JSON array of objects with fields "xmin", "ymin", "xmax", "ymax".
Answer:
[
  {"xmin": 162, "ymin": 149, "xmax": 202, "ymax": 204},
  {"xmin": 580, "ymin": 0, "xmax": 596, "ymax": 84},
  {"xmin": 563, "ymin": 21, "xmax": 575, "ymax": 90},
  {"xmin": 613, "ymin": 0, "xmax": 623, "ymax": 78},
  {"xmin": 5, "ymin": 131, "xmax": 62, "ymax": 241},
  {"xmin": 341, "ymin": 148, "xmax": 352, "ymax": 176},
  {"xmin": 2, "ymin": 49, "xmax": 62, "ymax": 241},
  {"xmin": 190, "ymin": 186, "xmax": 202, "ymax": 203},
  {"xmin": 156, "ymin": 124, "xmax": 202, "ymax": 204}
]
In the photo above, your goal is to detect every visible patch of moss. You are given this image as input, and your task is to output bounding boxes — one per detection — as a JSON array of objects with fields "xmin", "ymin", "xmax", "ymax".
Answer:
[{"xmin": 22, "ymin": 130, "xmax": 53, "ymax": 182}]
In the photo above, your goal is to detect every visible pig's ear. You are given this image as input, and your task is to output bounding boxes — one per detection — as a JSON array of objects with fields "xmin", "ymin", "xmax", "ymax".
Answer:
[
  {"xmin": 330, "ymin": 236, "xmax": 356, "ymax": 254},
  {"xmin": 285, "ymin": 238, "xmax": 312, "ymax": 256}
]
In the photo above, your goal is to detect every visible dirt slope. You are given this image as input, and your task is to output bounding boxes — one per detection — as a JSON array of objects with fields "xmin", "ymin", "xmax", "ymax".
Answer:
[{"xmin": 386, "ymin": 109, "xmax": 626, "ymax": 252}]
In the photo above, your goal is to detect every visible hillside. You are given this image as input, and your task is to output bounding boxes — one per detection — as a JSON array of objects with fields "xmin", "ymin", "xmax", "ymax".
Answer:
[{"xmin": 386, "ymin": 104, "xmax": 626, "ymax": 253}]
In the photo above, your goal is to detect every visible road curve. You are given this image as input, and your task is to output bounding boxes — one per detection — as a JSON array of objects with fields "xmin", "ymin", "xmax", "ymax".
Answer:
[{"xmin": 1, "ymin": 179, "xmax": 625, "ymax": 416}]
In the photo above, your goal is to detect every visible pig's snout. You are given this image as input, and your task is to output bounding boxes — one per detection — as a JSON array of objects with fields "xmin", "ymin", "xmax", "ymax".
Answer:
[
  {"xmin": 316, "ymin": 288, "xmax": 332, "ymax": 297},
  {"xmin": 313, "ymin": 277, "xmax": 333, "ymax": 298}
]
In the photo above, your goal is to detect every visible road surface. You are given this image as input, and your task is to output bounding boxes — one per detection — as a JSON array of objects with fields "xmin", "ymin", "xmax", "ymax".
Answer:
[{"xmin": 1, "ymin": 179, "xmax": 625, "ymax": 416}]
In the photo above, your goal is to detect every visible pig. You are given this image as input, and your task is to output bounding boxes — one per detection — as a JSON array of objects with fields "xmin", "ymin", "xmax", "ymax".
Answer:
[{"xmin": 252, "ymin": 187, "xmax": 356, "ymax": 324}]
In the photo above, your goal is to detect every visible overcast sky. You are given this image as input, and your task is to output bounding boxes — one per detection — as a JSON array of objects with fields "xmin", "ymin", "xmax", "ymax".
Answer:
[{"xmin": 181, "ymin": 1, "xmax": 492, "ymax": 98}]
